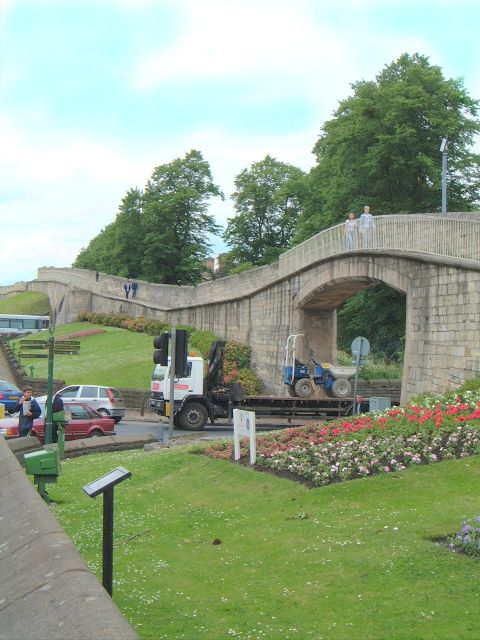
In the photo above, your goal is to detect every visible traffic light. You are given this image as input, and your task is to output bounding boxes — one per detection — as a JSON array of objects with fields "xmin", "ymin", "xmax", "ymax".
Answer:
[
  {"xmin": 153, "ymin": 333, "xmax": 169, "ymax": 366},
  {"xmin": 175, "ymin": 329, "xmax": 189, "ymax": 377}
]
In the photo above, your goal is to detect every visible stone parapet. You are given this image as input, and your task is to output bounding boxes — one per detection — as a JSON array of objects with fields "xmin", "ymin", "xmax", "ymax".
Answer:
[{"xmin": 0, "ymin": 437, "xmax": 139, "ymax": 640}]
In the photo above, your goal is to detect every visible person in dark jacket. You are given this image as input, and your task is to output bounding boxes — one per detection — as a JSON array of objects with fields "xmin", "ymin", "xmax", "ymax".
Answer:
[
  {"xmin": 52, "ymin": 393, "xmax": 65, "ymax": 443},
  {"xmin": 13, "ymin": 386, "xmax": 42, "ymax": 437}
]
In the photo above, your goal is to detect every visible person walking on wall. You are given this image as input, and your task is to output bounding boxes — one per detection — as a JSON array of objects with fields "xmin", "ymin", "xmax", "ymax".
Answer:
[
  {"xmin": 345, "ymin": 212, "xmax": 357, "ymax": 251},
  {"xmin": 95, "ymin": 270, "xmax": 100, "ymax": 282},
  {"xmin": 131, "ymin": 281, "xmax": 138, "ymax": 299},
  {"xmin": 360, "ymin": 205, "xmax": 375, "ymax": 248},
  {"xmin": 13, "ymin": 386, "xmax": 42, "ymax": 437},
  {"xmin": 124, "ymin": 280, "xmax": 131, "ymax": 299}
]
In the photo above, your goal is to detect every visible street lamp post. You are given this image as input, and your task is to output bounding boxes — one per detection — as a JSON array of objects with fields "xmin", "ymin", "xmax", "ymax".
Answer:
[
  {"xmin": 45, "ymin": 323, "xmax": 55, "ymax": 445},
  {"xmin": 440, "ymin": 137, "xmax": 448, "ymax": 213}
]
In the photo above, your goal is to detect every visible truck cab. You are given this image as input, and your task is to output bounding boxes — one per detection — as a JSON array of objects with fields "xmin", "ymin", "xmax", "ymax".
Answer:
[
  {"xmin": 162, "ymin": 356, "xmax": 204, "ymax": 402},
  {"xmin": 156, "ymin": 342, "xmax": 236, "ymax": 431},
  {"xmin": 149, "ymin": 363, "xmax": 168, "ymax": 410}
]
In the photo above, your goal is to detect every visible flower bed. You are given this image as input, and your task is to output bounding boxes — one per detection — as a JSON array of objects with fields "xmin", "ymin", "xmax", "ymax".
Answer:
[
  {"xmin": 204, "ymin": 392, "xmax": 480, "ymax": 487},
  {"xmin": 56, "ymin": 329, "xmax": 106, "ymax": 340},
  {"xmin": 449, "ymin": 516, "xmax": 480, "ymax": 558}
]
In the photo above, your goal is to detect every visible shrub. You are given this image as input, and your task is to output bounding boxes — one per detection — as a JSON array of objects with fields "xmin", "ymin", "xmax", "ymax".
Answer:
[
  {"xmin": 75, "ymin": 312, "xmax": 259, "ymax": 392},
  {"xmin": 225, "ymin": 341, "xmax": 251, "ymax": 368},
  {"xmin": 190, "ymin": 330, "xmax": 218, "ymax": 359},
  {"xmin": 449, "ymin": 516, "xmax": 480, "ymax": 558},
  {"xmin": 457, "ymin": 376, "xmax": 480, "ymax": 394},
  {"xmin": 337, "ymin": 349, "xmax": 402, "ymax": 380},
  {"xmin": 235, "ymin": 367, "xmax": 261, "ymax": 395},
  {"xmin": 223, "ymin": 360, "xmax": 239, "ymax": 385}
]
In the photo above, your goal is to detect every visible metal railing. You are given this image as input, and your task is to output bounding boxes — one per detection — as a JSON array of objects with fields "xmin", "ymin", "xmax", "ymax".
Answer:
[{"xmin": 279, "ymin": 214, "xmax": 480, "ymax": 277}]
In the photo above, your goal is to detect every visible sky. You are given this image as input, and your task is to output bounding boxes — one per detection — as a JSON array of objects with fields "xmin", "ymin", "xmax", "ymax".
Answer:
[{"xmin": 1, "ymin": 0, "xmax": 479, "ymax": 286}]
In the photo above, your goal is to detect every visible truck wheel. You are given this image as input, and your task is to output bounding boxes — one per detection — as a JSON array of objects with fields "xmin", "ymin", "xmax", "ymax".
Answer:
[
  {"xmin": 294, "ymin": 378, "xmax": 314, "ymax": 399},
  {"xmin": 179, "ymin": 402, "xmax": 208, "ymax": 431},
  {"xmin": 287, "ymin": 385, "xmax": 297, "ymax": 397},
  {"xmin": 331, "ymin": 378, "xmax": 351, "ymax": 398}
]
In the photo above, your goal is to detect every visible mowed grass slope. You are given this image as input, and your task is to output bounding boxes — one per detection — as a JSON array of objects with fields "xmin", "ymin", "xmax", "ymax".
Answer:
[
  {"xmin": 0, "ymin": 291, "xmax": 50, "ymax": 315},
  {"xmin": 12, "ymin": 322, "xmax": 153, "ymax": 389},
  {"xmin": 51, "ymin": 447, "xmax": 480, "ymax": 640}
]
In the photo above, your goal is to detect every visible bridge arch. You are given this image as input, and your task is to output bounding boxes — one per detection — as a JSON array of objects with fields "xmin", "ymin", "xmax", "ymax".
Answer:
[{"xmin": 3, "ymin": 212, "xmax": 479, "ymax": 404}]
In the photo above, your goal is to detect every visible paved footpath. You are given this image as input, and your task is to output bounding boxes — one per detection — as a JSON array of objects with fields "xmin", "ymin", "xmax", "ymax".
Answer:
[{"xmin": 0, "ymin": 347, "xmax": 13, "ymax": 380}]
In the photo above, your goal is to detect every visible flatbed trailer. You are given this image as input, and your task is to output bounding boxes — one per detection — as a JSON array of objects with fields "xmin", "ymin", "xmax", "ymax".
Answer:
[
  {"xmin": 239, "ymin": 396, "xmax": 353, "ymax": 417},
  {"xmin": 156, "ymin": 342, "xmax": 357, "ymax": 430}
]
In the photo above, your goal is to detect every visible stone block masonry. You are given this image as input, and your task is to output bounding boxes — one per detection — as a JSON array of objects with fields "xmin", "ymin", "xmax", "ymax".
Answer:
[{"xmin": 2, "ymin": 213, "xmax": 479, "ymax": 405}]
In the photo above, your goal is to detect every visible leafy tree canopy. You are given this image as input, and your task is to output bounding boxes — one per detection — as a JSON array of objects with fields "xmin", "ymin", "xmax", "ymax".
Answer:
[
  {"xmin": 74, "ymin": 151, "xmax": 223, "ymax": 285},
  {"xmin": 223, "ymin": 155, "xmax": 306, "ymax": 267},
  {"xmin": 141, "ymin": 150, "xmax": 223, "ymax": 284},
  {"xmin": 337, "ymin": 284, "xmax": 406, "ymax": 361},
  {"xmin": 296, "ymin": 52, "xmax": 480, "ymax": 240}
]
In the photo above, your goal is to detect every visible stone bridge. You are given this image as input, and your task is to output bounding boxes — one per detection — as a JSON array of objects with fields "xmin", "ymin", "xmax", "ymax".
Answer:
[{"xmin": 2, "ymin": 212, "xmax": 480, "ymax": 403}]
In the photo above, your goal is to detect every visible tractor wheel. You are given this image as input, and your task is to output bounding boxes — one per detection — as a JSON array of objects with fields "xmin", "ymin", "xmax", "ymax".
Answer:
[
  {"xmin": 287, "ymin": 385, "xmax": 297, "ymax": 397},
  {"xmin": 178, "ymin": 402, "xmax": 208, "ymax": 431},
  {"xmin": 331, "ymin": 378, "xmax": 352, "ymax": 398},
  {"xmin": 294, "ymin": 378, "xmax": 314, "ymax": 399}
]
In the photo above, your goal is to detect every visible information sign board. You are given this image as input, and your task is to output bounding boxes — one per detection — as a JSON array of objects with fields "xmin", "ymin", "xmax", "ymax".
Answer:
[{"xmin": 233, "ymin": 409, "xmax": 256, "ymax": 465}]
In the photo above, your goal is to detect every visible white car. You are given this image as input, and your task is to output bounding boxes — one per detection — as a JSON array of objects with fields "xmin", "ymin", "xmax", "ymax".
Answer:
[{"xmin": 37, "ymin": 385, "xmax": 126, "ymax": 423}]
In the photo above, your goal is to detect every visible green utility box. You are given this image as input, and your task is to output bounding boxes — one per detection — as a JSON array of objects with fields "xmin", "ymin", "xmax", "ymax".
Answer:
[
  {"xmin": 24, "ymin": 448, "xmax": 60, "ymax": 476},
  {"xmin": 24, "ymin": 448, "xmax": 60, "ymax": 503}
]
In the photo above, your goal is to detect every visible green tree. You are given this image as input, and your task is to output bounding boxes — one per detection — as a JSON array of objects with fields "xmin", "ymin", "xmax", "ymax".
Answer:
[
  {"xmin": 337, "ymin": 284, "xmax": 406, "ymax": 360},
  {"xmin": 74, "ymin": 188, "xmax": 146, "ymax": 277},
  {"xmin": 74, "ymin": 222, "xmax": 117, "ymax": 273},
  {"xmin": 109, "ymin": 188, "xmax": 146, "ymax": 278},
  {"xmin": 224, "ymin": 155, "xmax": 306, "ymax": 266},
  {"xmin": 296, "ymin": 52, "xmax": 480, "ymax": 240},
  {"xmin": 141, "ymin": 150, "xmax": 223, "ymax": 284}
]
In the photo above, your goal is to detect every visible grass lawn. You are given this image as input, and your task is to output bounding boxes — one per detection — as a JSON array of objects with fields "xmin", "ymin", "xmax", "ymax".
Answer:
[
  {"xmin": 50, "ymin": 446, "xmax": 480, "ymax": 640},
  {"xmin": 12, "ymin": 322, "xmax": 153, "ymax": 389},
  {"xmin": 0, "ymin": 291, "xmax": 50, "ymax": 315}
]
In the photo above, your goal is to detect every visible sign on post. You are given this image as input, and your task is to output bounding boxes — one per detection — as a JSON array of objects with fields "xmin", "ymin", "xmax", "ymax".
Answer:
[
  {"xmin": 351, "ymin": 336, "xmax": 370, "ymax": 415},
  {"xmin": 233, "ymin": 408, "xmax": 256, "ymax": 465}
]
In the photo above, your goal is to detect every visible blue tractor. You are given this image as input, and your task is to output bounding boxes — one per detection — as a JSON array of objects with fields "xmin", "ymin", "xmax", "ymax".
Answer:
[{"xmin": 283, "ymin": 334, "xmax": 356, "ymax": 399}]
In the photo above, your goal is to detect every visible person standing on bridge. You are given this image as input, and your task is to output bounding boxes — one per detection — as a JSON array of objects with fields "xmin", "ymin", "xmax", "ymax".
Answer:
[
  {"xmin": 131, "ymin": 281, "xmax": 138, "ymax": 299},
  {"xmin": 345, "ymin": 212, "xmax": 357, "ymax": 251},
  {"xmin": 123, "ymin": 280, "xmax": 131, "ymax": 299},
  {"xmin": 360, "ymin": 205, "xmax": 375, "ymax": 248}
]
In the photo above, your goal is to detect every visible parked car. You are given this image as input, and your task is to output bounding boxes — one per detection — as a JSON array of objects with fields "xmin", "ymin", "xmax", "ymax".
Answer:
[
  {"xmin": 37, "ymin": 385, "xmax": 125, "ymax": 423},
  {"xmin": 0, "ymin": 380, "xmax": 22, "ymax": 414},
  {"xmin": 0, "ymin": 402, "xmax": 115, "ymax": 443}
]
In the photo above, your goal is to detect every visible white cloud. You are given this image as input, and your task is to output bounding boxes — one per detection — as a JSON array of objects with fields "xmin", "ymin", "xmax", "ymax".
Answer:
[{"xmin": 0, "ymin": 117, "xmax": 319, "ymax": 285}]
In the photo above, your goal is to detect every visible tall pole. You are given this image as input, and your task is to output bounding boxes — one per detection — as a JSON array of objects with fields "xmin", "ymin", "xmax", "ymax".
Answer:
[
  {"xmin": 441, "ymin": 138, "xmax": 448, "ymax": 213},
  {"xmin": 352, "ymin": 339, "xmax": 362, "ymax": 416},
  {"xmin": 102, "ymin": 487, "xmax": 114, "ymax": 596},
  {"xmin": 168, "ymin": 326, "xmax": 176, "ymax": 440},
  {"xmin": 45, "ymin": 325, "xmax": 55, "ymax": 445}
]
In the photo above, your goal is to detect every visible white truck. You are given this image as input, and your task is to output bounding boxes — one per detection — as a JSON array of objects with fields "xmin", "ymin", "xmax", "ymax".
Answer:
[{"xmin": 150, "ymin": 342, "xmax": 354, "ymax": 431}]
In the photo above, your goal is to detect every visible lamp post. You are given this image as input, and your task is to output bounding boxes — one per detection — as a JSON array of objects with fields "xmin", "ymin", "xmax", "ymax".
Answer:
[
  {"xmin": 45, "ymin": 322, "xmax": 55, "ymax": 445},
  {"xmin": 440, "ymin": 137, "xmax": 448, "ymax": 213}
]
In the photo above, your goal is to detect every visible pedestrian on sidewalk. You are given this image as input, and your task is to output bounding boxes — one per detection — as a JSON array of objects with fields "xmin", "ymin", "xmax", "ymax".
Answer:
[{"xmin": 12, "ymin": 386, "xmax": 42, "ymax": 437}]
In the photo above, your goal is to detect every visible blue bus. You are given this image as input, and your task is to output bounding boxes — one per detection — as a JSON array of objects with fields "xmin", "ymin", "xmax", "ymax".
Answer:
[{"xmin": 0, "ymin": 314, "xmax": 50, "ymax": 334}]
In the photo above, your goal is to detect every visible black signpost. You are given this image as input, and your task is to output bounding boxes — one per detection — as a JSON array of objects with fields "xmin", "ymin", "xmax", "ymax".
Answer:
[{"xmin": 83, "ymin": 467, "xmax": 132, "ymax": 596}]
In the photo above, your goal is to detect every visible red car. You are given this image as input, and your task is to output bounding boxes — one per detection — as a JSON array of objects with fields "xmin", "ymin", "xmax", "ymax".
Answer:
[{"xmin": 0, "ymin": 402, "xmax": 115, "ymax": 443}]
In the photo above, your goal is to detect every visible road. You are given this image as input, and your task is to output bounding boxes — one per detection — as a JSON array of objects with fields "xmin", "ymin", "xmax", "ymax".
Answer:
[{"xmin": 116, "ymin": 415, "xmax": 314, "ymax": 441}]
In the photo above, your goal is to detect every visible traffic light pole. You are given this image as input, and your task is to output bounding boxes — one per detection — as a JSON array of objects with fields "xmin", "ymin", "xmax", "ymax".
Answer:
[
  {"xmin": 168, "ymin": 326, "xmax": 176, "ymax": 442},
  {"xmin": 45, "ymin": 324, "xmax": 55, "ymax": 445}
]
